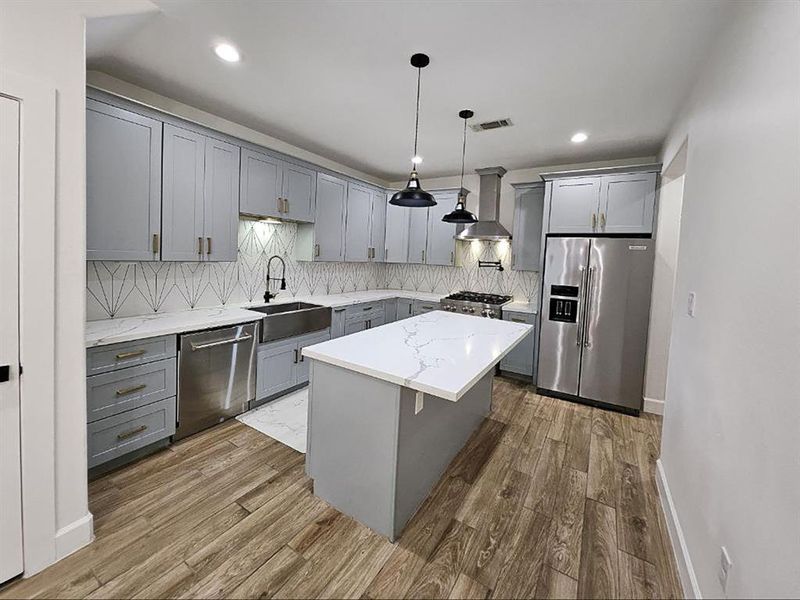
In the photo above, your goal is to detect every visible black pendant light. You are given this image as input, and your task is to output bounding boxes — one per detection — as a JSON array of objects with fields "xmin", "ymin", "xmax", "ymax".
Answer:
[
  {"xmin": 390, "ymin": 53, "xmax": 436, "ymax": 208},
  {"xmin": 442, "ymin": 110, "xmax": 478, "ymax": 223}
]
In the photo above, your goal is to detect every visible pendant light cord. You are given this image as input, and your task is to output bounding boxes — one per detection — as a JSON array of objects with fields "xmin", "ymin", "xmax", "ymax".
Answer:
[
  {"xmin": 459, "ymin": 117, "xmax": 467, "ymax": 189},
  {"xmin": 413, "ymin": 67, "xmax": 421, "ymax": 158}
]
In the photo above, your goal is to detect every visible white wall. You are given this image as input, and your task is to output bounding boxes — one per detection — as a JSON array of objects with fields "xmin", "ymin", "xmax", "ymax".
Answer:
[
  {"xmin": 0, "ymin": 0, "xmax": 157, "ymax": 567},
  {"xmin": 643, "ymin": 169, "xmax": 684, "ymax": 408},
  {"xmin": 657, "ymin": 2, "xmax": 800, "ymax": 597}
]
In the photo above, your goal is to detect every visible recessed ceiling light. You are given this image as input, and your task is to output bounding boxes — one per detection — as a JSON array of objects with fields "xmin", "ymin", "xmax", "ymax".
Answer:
[
  {"xmin": 571, "ymin": 131, "xmax": 588, "ymax": 143},
  {"xmin": 214, "ymin": 43, "xmax": 240, "ymax": 63},
  {"xmin": 411, "ymin": 155, "xmax": 423, "ymax": 165}
]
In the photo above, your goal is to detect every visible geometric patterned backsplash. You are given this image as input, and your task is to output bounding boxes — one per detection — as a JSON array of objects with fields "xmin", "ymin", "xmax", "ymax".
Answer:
[{"xmin": 87, "ymin": 219, "xmax": 540, "ymax": 320}]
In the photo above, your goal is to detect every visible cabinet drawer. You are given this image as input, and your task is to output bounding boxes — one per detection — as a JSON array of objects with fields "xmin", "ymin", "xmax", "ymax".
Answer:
[
  {"xmin": 87, "ymin": 335, "xmax": 177, "ymax": 376},
  {"xmin": 413, "ymin": 300, "xmax": 440, "ymax": 315},
  {"xmin": 87, "ymin": 358, "xmax": 177, "ymax": 423},
  {"xmin": 345, "ymin": 301, "xmax": 384, "ymax": 322},
  {"xmin": 87, "ymin": 397, "xmax": 176, "ymax": 468}
]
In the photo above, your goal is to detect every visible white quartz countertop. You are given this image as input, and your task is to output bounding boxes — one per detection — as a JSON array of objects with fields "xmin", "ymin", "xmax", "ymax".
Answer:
[
  {"xmin": 85, "ymin": 306, "xmax": 265, "ymax": 348},
  {"xmin": 85, "ymin": 289, "xmax": 446, "ymax": 347},
  {"xmin": 503, "ymin": 301, "xmax": 538, "ymax": 315},
  {"xmin": 302, "ymin": 310, "xmax": 533, "ymax": 402}
]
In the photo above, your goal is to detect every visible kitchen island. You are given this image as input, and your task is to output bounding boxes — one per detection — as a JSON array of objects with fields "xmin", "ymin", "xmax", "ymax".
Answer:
[{"xmin": 302, "ymin": 310, "xmax": 532, "ymax": 540}]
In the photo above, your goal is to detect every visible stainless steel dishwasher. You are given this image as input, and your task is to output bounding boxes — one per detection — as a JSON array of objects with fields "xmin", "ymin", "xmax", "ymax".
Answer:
[{"xmin": 175, "ymin": 322, "xmax": 257, "ymax": 440}]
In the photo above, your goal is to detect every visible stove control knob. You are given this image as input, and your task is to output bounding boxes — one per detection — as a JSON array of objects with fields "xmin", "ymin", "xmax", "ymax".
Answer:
[
  {"xmin": 487, "ymin": 309, "xmax": 496, "ymax": 318},
  {"xmin": 461, "ymin": 307, "xmax": 469, "ymax": 313},
  {"xmin": 469, "ymin": 307, "xmax": 475, "ymax": 314}
]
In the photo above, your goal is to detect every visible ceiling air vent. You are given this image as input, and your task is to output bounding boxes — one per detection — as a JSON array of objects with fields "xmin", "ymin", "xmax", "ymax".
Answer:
[{"xmin": 471, "ymin": 118, "xmax": 513, "ymax": 132}]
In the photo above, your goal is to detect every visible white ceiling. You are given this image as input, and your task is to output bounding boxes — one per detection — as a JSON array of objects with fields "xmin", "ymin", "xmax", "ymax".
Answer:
[{"xmin": 87, "ymin": 0, "xmax": 730, "ymax": 181}]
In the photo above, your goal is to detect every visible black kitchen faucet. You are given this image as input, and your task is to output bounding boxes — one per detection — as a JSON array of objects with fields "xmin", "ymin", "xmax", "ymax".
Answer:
[{"xmin": 264, "ymin": 255, "xmax": 287, "ymax": 302}]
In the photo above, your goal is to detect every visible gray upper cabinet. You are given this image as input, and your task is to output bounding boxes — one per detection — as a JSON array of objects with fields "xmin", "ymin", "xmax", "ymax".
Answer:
[
  {"xmin": 240, "ymin": 148, "xmax": 282, "ymax": 219},
  {"xmin": 384, "ymin": 196, "xmax": 410, "ymax": 263},
  {"xmin": 548, "ymin": 177, "xmax": 602, "ymax": 234},
  {"xmin": 407, "ymin": 207, "xmax": 429, "ymax": 264},
  {"xmin": 296, "ymin": 172, "xmax": 346, "ymax": 261},
  {"xmin": 344, "ymin": 183, "xmax": 373, "ymax": 262},
  {"xmin": 282, "ymin": 162, "xmax": 316, "ymax": 222},
  {"xmin": 86, "ymin": 99, "xmax": 162, "ymax": 261},
  {"xmin": 426, "ymin": 193, "xmax": 458, "ymax": 266},
  {"xmin": 162, "ymin": 124, "xmax": 206, "ymax": 261},
  {"xmin": 511, "ymin": 184, "xmax": 545, "ymax": 271},
  {"xmin": 599, "ymin": 172, "xmax": 656, "ymax": 234},
  {"xmin": 203, "ymin": 138, "xmax": 240, "ymax": 262},
  {"xmin": 370, "ymin": 192, "xmax": 387, "ymax": 262}
]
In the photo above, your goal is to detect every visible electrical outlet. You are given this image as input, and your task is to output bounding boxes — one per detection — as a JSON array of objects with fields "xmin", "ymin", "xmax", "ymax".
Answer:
[
  {"xmin": 718, "ymin": 546, "xmax": 733, "ymax": 592},
  {"xmin": 687, "ymin": 291, "xmax": 697, "ymax": 317}
]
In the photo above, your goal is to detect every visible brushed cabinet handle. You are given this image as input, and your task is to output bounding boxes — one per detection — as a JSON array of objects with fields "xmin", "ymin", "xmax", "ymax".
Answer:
[
  {"xmin": 450, "ymin": 251, "xmax": 454, "ymax": 264},
  {"xmin": 198, "ymin": 237, "xmax": 203, "ymax": 255},
  {"xmin": 152, "ymin": 233, "xmax": 159, "ymax": 254},
  {"xmin": 283, "ymin": 198, "xmax": 289, "ymax": 213},
  {"xmin": 277, "ymin": 197, "xmax": 283, "ymax": 213},
  {"xmin": 511, "ymin": 318, "xmax": 526, "ymax": 323},
  {"xmin": 314, "ymin": 243, "xmax": 320, "ymax": 257},
  {"xmin": 117, "ymin": 425, "xmax": 147, "ymax": 440},
  {"xmin": 294, "ymin": 348, "xmax": 299, "ymax": 363},
  {"xmin": 115, "ymin": 349, "xmax": 146, "ymax": 360},
  {"xmin": 115, "ymin": 383, "xmax": 147, "ymax": 397},
  {"xmin": 591, "ymin": 213, "xmax": 597, "ymax": 229},
  {"xmin": 600, "ymin": 212, "xmax": 606, "ymax": 228},
  {"xmin": 362, "ymin": 306, "xmax": 373, "ymax": 311},
  {"xmin": 206, "ymin": 237, "xmax": 212, "ymax": 255},
  {"xmin": 421, "ymin": 249, "xmax": 426, "ymax": 263}
]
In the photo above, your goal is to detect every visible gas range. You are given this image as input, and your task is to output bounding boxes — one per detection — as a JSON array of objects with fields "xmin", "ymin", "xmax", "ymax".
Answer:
[{"xmin": 441, "ymin": 291, "xmax": 513, "ymax": 319}]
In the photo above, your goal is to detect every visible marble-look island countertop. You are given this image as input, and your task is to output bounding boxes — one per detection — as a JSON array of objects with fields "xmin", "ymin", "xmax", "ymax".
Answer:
[
  {"xmin": 302, "ymin": 311, "xmax": 533, "ymax": 401},
  {"xmin": 85, "ymin": 306, "xmax": 265, "ymax": 348}
]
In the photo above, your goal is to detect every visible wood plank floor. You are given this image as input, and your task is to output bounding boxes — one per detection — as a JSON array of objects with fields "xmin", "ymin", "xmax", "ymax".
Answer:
[{"xmin": 0, "ymin": 377, "xmax": 682, "ymax": 599}]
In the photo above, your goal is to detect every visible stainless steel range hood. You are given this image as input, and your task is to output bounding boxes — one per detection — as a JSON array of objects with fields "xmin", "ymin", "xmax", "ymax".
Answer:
[{"xmin": 456, "ymin": 166, "xmax": 512, "ymax": 240}]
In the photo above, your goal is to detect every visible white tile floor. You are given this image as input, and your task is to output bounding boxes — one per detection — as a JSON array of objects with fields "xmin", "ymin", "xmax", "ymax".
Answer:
[{"xmin": 236, "ymin": 388, "xmax": 309, "ymax": 453}]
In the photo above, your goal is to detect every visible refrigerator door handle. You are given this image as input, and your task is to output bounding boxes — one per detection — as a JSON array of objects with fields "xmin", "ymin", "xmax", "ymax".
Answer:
[
  {"xmin": 583, "ymin": 266, "xmax": 595, "ymax": 348},
  {"xmin": 576, "ymin": 265, "xmax": 587, "ymax": 346}
]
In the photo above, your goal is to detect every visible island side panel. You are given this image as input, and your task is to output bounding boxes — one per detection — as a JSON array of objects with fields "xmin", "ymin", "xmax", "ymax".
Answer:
[
  {"xmin": 393, "ymin": 371, "xmax": 494, "ymax": 538},
  {"xmin": 306, "ymin": 360, "xmax": 401, "ymax": 539}
]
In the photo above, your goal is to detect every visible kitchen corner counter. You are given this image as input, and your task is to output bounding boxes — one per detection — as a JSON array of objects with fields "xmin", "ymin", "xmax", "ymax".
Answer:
[
  {"xmin": 504, "ymin": 301, "xmax": 538, "ymax": 314},
  {"xmin": 85, "ymin": 306, "xmax": 265, "ymax": 348},
  {"xmin": 243, "ymin": 289, "xmax": 446, "ymax": 310},
  {"xmin": 302, "ymin": 310, "xmax": 532, "ymax": 401}
]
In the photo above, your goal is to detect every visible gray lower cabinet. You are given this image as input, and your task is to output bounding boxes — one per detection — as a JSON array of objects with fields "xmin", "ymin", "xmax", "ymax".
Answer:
[
  {"xmin": 256, "ymin": 329, "xmax": 331, "ymax": 400},
  {"xmin": 511, "ymin": 184, "xmax": 545, "ymax": 271},
  {"xmin": 86, "ymin": 99, "xmax": 162, "ymax": 261},
  {"xmin": 331, "ymin": 307, "xmax": 347, "ymax": 338},
  {"xmin": 296, "ymin": 173, "xmax": 347, "ymax": 261},
  {"xmin": 344, "ymin": 320, "xmax": 368, "ymax": 336},
  {"xmin": 162, "ymin": 124, "xmax": 240, "ymax": 261},
  {"xmin": 86, "ymin": 334, "xmax": 178, "ymax": 469},
  {"xmin": 499, "ymin": 311, "xmax": 537, "ymax": 377},
  {"xmin": 397, "ymin": 298, "xmax": 414, "ymax": 320},
  {"xmin": 413, "ymin": 300, "xmax": 440, "ymax": 316},
  {"xmin": 384, "ymin": 299, "xmax": 397, "ymax": 323},
  {"xmin": 87, "ymin": 398, "xmax": 176, "ymax": 468},
  {"xmin": 256, "ymin": 338, "xmax": 299, "ymax": 399}
]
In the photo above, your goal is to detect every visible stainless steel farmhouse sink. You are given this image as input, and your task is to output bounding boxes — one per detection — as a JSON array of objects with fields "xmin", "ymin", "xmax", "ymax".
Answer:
[{"xmin": 250, "ymin": 302, "xmax": 331, "ymax": 342}]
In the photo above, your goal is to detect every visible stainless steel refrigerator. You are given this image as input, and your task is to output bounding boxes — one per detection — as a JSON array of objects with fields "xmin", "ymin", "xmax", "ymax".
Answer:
[{"xmin": 537, "ymin": 237, "xmax": 654, "ymax": 413}]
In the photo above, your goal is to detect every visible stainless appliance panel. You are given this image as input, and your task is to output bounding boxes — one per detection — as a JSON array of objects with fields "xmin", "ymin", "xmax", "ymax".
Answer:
[
  {"xmin": 176, "ymin": 322, "xmax": 257, "ymax": 440},
  {"xmin": 537, "ymin": 237, "xmax": 590, "ymax": 396},
  {"xmin": 578, "ymin": 239, "xmax": 654, "ymax": 410}
]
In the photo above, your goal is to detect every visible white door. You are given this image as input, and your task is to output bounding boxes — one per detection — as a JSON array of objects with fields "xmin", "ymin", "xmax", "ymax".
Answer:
[{"xmin": 0, "ymin": 95, "xmax": 23, "ymax": 583}]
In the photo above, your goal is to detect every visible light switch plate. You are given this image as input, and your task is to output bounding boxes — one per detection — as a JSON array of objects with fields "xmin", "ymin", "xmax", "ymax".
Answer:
[{"xmin": 687, "ymin": 291, "xmax": 697, "ymax": 317}]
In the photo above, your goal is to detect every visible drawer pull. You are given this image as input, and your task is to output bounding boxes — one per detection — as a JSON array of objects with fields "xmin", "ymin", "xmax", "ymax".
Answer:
[
  {"xmin": 115, "ymin": 383, "xmax": 147, "ymax": 397},
  {"xmin": 362, "ymin": 306, "xmax": 373, "ymax": 311},
  {"xmin": 511, "ymin": 318, "xmax": 526, "ymax": 323},
  {"xmin": 294, "ymin": 349, "xmax": 299, "ymax": 364},
  {"xmin": 115, "ymin": 349, "xmax": 146, "ymax": 360},
  {"xmin": 117, "ymin": 425, "xmax": 147, "ymax": 441}
]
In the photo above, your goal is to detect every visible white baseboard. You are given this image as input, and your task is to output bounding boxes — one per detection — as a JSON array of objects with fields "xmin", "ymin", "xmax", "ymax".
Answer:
[
  {"xmin": 644, "ymin": 396, "xmax": 664, "ymax": 415},
  {"xmin": 656, "ymin": 459, "xmax": 701, "ymax": 599},
  {"xmin": 54, "ymin": 512, "xmax": 94, "ymax": 561}
]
